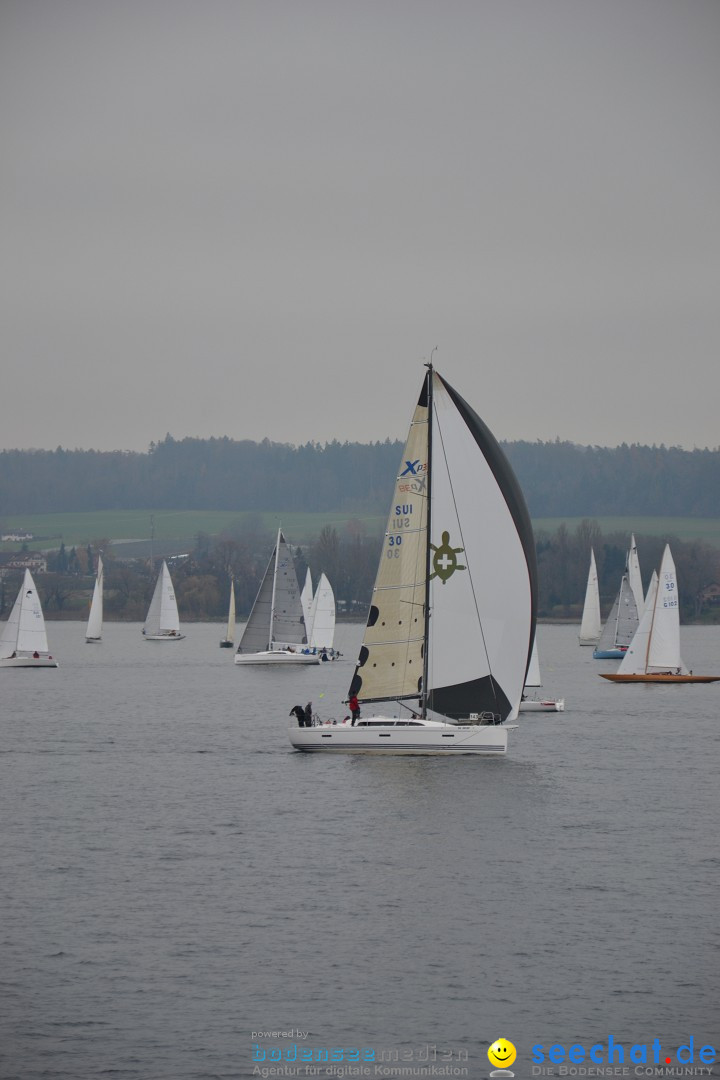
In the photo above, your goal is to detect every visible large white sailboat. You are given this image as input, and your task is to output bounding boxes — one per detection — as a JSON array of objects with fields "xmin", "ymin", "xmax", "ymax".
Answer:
[
  {"xmin": 143, "ymin": 560, "xmax": 185, "ymax": 641},
  {"xmin": 601, "ymin": 546, "xmax": 719, "ymax": 684},
  {"xmin": 235, "ymin": 530, "xmax": 318, "ymax": 665},
  {"xmin": 578, "ymin": 548, "xmax": 601, "ymax": 645},
  {"xmin": 0, "ymin": 569, "xmax": 59, "ymax": 668},
  {"xmin": 289, "ymin": 365, "xmax": 537, "ymax": 753},
  {"xmin": 85, "ymin": 554, "xmax": 104, "ymax": 643}
]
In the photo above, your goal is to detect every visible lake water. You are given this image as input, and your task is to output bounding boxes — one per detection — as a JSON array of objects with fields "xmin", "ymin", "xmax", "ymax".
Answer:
[{"xmin": 2, "ymin": 622, "xmax": 719, "ymax": 1080}]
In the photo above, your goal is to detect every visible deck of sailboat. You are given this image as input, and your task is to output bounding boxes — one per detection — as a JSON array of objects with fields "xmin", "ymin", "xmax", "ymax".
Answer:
[{"xmin": 0, "ymin": 654, "xmax": 58, "ymax": 668}]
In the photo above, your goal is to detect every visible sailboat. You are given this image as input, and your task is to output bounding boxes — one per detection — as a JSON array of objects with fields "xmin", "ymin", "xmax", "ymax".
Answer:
[
  {"xmin": 627, "ymin": 533, "xmax": 645, "ymax": 620},
  {"xmin": 85, "ymin": 554, "xmax": 104, "ymax": 643},
  {"xmin": 143, "ymin": 560, "xmax": 185, "ymax": 641},
  {"xmin": 578, "ymin": 548, "xmax": 601, "ymax": 645},
  {"xmin": 289, "ymin": 364, "xmax": 537, "ymax": 753},
  {"xmin": 601, "ymin": 546, "xmax": 719, "ymax": 683},
  {"xmin": 0, "ymin": 569, "xmax": 58, "ymax": 668},
  {"xmin": 220, "ymin": 578, "xmax": 235, "ymax": 648},
  {"xmin": 519, "ymin": 638, "xmax": 565, "ymax": 712},
  {"xmin": 235, "ymin": 529, "xmax": 318, "ymax": 665},
  {"xmin": 593, "ymin": 544, "xmax": 640, "ymax": 660},
  {"xmin": 306, "ymin": 572, "xmax": 338, "ymax": 659}
]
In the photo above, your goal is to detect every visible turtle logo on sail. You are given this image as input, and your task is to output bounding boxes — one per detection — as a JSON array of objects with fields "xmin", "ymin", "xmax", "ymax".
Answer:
[{"xmin": 429, "ymin": 531, "xmax": 466, "ymax": 583}]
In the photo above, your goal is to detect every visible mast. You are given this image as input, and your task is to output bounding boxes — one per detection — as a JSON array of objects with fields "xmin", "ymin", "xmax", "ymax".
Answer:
[
  {"xmin": 421, "ymin": 362, "xmax": 433, "ymax": 719},
  {"xmin": 269, "ymin": 528, "xmax": 281, "ymax": 650}
]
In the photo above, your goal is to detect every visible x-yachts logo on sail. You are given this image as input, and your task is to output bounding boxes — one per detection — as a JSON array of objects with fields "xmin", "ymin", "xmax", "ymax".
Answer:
[{"xmin": 430, "ymin": 531, "xmax": 466, "ymax": 584}]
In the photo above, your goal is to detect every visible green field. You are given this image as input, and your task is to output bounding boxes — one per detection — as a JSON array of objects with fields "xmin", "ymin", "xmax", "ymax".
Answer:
[
  {"xmin": 3, "ymin": 510, "xmax": 720, "ymax": 552},
  {"xmin": 0, "ymin": 509, "xmax": 386, "ymax": 552}
]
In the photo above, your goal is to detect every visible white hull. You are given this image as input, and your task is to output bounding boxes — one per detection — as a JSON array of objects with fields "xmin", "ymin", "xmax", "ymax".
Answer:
[
  {"xmin": 144, "ymin": 633, "xmax": 185, "ymax": 641},
  {"xmin": 0, "ymin": 654, "xmax": 58, "ymax": 668},
  {"xmin": 85, "ymin": 636, "xmax": 102, "ymax": 644},
  {"xmin": 519, "ymin": 697, "xmax": 565, "ymax": 712},
  {"xmin": 578, "ymin": 636, "xmax": 600, "ymax": 647},
  {"xmin": 289, "ymin": 718, "xmax": 509, "ymax": 754},
  {"xmin": 235, "ymin": 650, "xmax": 319, "ymax": 665}
]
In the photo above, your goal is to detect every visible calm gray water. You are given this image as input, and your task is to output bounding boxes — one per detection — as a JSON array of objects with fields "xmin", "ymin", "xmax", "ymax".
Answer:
[{"xmin": 2, "ymin": 622, "xmax": 719, "ymax": 1080}]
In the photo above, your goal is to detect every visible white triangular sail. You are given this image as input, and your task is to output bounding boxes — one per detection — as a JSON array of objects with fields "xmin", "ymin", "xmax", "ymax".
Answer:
[
  {"xmin": 0, "ymin": 569, "xmax": 51, "ymax": 657},
  {"xmin": 270, "ymin": 533, "xmax": 308, "ymax": 646},
  {"xmin": 627, "ymin": 534, "xmax": 645, "ymax": 620},
  {"xmin": 223, "ymin": 579, "xmax": 236, "ymax": 643},
  {"xmin": 300, "ymin": 568, "xmax": 313, "ymax": 627},
  {"xmin": 618, "ymin": 571, "xmax": 658, "ymax": 675},
  {"xmin": 86, "ymin": 555, "xmax": 104, "ymax": 641},
  {"xmin": 647, "ymin": 546, "xmax": 688, "ymax": 674},
  {"xmin": 615, "ymin": 574, "xmax": 639, "ymax": 649},
  {"xmin": 579, "ymin": 548, "xmax": 601, "ymax": 644},
  {"xmin": 349, "ymin": 370, "xmax": 536, "ymax": 722},
  {"xmin": 307, "ymin": 573, "xmax": 335, "ymax": 650},
  {"xmin": 144, "ymin": 561, "xmax": 181, "ymax": 637}
]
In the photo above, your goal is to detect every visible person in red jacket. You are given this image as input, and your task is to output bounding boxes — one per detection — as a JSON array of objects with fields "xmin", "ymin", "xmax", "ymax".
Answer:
[{"xmin": 348, "ymin": 694, "xmax": 360, "ymax": 725}]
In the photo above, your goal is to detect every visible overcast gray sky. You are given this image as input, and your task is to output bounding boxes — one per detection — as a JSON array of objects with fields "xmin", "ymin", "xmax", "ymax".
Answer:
[{"xmin": 2, "ymin": 0, "xmax": 719, "ymax": 452}]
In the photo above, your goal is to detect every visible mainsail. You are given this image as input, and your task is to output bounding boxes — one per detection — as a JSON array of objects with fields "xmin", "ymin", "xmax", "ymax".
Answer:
[{"xmin": 0, "ymin": 569, "xmax": 51, "ymax": 657}]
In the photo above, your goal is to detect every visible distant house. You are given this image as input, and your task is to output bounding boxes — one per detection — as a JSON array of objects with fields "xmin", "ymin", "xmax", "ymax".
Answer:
[
  {"xmin": 697, "ymin": 582, "xmax": 720, "ymax": 610},
  {"xmin": 1, "ymin": 532, "xmax": 34, "ymax": 542},
  {"xmin": 0, "ymin": 552, "xmax": 48, "ymax": 575}
]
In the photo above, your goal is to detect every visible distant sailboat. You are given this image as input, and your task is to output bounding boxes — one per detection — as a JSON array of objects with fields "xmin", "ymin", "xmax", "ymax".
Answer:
[
  {"xmin": 235, "ymin": 530, "xmax": 318, "ymax": 665},
  {"xmin": 519, "ymin": 638, "xmax": 565, "ymax": 712},
  {"xmin": 0, "ymin": 569, "xmax": 58, "ymax": 668},
  {"xmin": 578, "ymin": 548, "xmax": 601, "ymax": 646},
  {"xmin": 300, "ymin": 568, "xmax": 313, "ymax": 628},
  {"xmin": 601, "ymin": 546, "xmax": 719, "ymax": 683},
  {"xmin": 143, "ymin": 561, "xmax": 185, "ymax": 641},
  {"xmin": 627, "ymin": 534, "xmax": 645, "ymax": 620},
  {"xmin": 306, "ymin": 572, "xmax": 337, "ymax": 658},
  {"xmin": 220, "ymin": 578, "xmax": 236, "ymax": 648},
  {"xmin": 86, "ymin": 554, "xmax": 104, "ymax": 643},
  {"xmin": 593, "ymin": 574, "xmax": 638, "ymax": 659}
]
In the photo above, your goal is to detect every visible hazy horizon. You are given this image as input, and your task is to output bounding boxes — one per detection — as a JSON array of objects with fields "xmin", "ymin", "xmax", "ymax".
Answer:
[{"xmin": 2, "ymin": 1, "xmax": 719, "ymax": 453}]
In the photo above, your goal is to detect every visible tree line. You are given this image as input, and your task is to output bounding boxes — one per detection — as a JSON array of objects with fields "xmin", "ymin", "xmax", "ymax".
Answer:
[
  {"xmin": 1, "ymin": 435, "xmax": 720, "ymax": 517},
  {"xmin": 3, "ymin": 518, "xmax": 718, "ymax": 625}
]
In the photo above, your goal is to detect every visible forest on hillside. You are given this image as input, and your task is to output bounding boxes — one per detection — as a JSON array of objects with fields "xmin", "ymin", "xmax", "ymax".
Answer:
[
  {"xmin": 1, "ymin": 435, "xmax": 720, "ymax": 517},
  {"xmin": 5, "ymin": 518, "xmax": 718, "ymax": 625}
]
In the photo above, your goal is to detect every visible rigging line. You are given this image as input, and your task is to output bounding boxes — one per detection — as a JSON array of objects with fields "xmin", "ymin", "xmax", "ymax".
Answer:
[{"xmin": 431, "ymin": 399, "xmax": 502, "ymax": 706}]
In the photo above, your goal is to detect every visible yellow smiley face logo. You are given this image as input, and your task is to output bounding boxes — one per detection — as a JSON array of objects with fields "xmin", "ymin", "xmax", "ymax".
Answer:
[{"xmin": 488, "ymin": 1039, "xmax": 517, "ymax": 1069}]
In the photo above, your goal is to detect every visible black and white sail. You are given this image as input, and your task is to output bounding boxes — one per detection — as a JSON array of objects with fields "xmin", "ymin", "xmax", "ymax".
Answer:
[{"xmin": 349, "ymin": 368, "xmax": 537, "ymax": 722}]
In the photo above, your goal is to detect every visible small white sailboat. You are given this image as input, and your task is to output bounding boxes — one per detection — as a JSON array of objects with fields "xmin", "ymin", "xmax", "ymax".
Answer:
[
  {"xmin": 220, "ymin": 578, "xmax": 235, "ymax": 648},
  {"xmin": 235, "ymin": 530, "xmax": 318, "ymax": 665},
  {"xmin": 578, "ymin": 548, "xmax": 601, "ymax": 645},
  {"xmin": 143, "ymin": 560, "xmax": 185, "ymax": 641},
  {"xmin": 0, "ymin": 569, "xmax": 58, "ymax": 668},
  {"xmin": 85, "ymin": 554, "xmax": 104, "ymax": 643},
  {"xmin": 601, "ymin": 546, "xmax": 719, "ymax": 684},
  {"xmin": 306, "ymin": 572, "xmax": 338, "ymax": 659},
  {"xmin": 519, "ymin": 638, "xmax": 565, "ymax": 712},
  {"xmin": 289, "ymin": 364, "xmax": 537, "ymax": 754}
]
